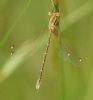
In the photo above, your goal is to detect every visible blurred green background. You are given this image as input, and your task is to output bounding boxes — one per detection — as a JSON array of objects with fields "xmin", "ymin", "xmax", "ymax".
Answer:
[{"xmin": 0, "ymin": 0, "xmax": 93, "ymax": 100}]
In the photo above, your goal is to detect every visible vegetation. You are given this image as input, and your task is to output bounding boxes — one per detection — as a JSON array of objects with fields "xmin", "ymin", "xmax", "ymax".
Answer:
[{"xmin": 0, "ymin": 0, "xmax": 93, "ymax": 100}]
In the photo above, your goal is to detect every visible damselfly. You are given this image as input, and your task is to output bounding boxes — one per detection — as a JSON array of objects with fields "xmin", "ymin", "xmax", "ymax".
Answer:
[
  {"xmin": 35, "ymin": 0, "xmax": 83, "ymax": 90},
  {"xmin": 36, "ymin": 0, "xmax": 60, "ymax": 90}
]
